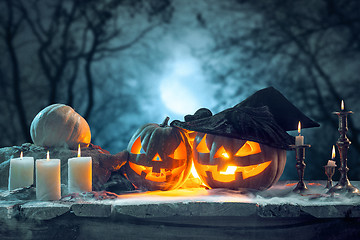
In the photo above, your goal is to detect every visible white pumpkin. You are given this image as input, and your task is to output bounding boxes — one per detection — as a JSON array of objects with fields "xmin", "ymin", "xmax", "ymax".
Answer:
[{"xmin": 30, "ymin": 104, "xmax": 91, "ymax": 149}]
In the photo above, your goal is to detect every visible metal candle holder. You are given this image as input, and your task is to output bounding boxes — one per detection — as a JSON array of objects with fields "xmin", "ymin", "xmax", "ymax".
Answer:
[
  {"xmin": 290, "ymin": 144, "xmax": 311, "ymax": 193},
  {"xmin": 324, "ymin": 165, "xmax": 336, "ymax": 189},
  {"xmin": 328, "ymin": 109, "xmax": 360, "ymax": 195}
]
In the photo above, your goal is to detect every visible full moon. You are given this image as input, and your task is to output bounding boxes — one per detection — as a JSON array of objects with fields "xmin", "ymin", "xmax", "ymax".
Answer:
[
  {"xmin": 160, "ymin": 80, "xmax": 200, "ymax": 116},
  {"xmin": 160, "ymin": 59, "xmax": 206, "ymax": 116}
]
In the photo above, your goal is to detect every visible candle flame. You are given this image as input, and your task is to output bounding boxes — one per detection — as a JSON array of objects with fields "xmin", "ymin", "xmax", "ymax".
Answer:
[
  {"xmin": 222, "ymin": 152, "xmax": 230, "ymax": 159},
  {"xmin": 78, "ymin": 144, "xmax": 81, "ymax": 158},
  {"xmin": 332, "ymin": 145, "xmax": 336, "ymax": 159},
  {"xmin": 46, "ymin": 151, "xmax": 50, "ymax": 161},
  {"xmin": 341, "ymin": 100, "xmax": 344, "ymax": 111},
  {"xmin": 20, "ymin": 151, "xmax": 23, "ymax": 159},
  {"xmin": 297, "ymin": 121, "xmax": 301, "ymax": 134}
]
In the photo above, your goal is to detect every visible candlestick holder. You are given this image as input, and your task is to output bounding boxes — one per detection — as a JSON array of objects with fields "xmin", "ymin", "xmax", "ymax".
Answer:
[
  {"xmin": 328, "ymin": 110, "xmax": 360, "ymax": 195},
  {"xmin": 324, "ymin": 165, "xmax": 336, "ymax": 189},
  {"xmin": 290, "ymin": 144, "xmax": 311, "ymax": 193}
]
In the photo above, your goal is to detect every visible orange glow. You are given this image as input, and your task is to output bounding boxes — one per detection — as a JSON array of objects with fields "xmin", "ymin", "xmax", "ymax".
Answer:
[
  {"xmin": 128, "ymin": 161, "xmax": 186, "ymax": 182},
  {"xmin": 113, "ymin": 188, "xmax": 253, "ymax": 202},
  {"xmin": 46, "ymin": 151, "xmax": 50, "ymax": 161},
  {"xmin": 190, "ymin": 161, "xmax": 200, "ymax": 179},
  {"xmin": 129, "ymin": 161, "xmax": 147, "ymax": 176},
  {"xmin": 196, "ymin": 134, "xmax": 210, "ymax": 153},
  {"xmin": 220, "ymin": 166, "xmax": 237, "ymax": 175},
  {"xmin": 131, "ymin": 136, "xmax": 143, "ymax": 154},
  {"xmin": 171, "ymin": 142, "xmax": 186, "ymax": 159},
  {"xmin": 20, "ymin": 151, "xmax": 23, "ymax": 159},
  {"xmin": 235, "ymin": 141, "xmax": 262, "ymax": 157},
  {"xmin": 196, "ymin": 161, "xmax": 271, "ymax": 182},
  {"xmin": 214, "ymin": 146, "xmax": 229, "ymax": 159},
  {"xmin": 78, "ymin": 144, "xmax": 81, "ymax": 157},
  {"xmin": 152, "ymin": 153, "xmax": 162, "ymax": 161},
  {"xmin": 341, "ymin": 100, "xmax": 344, "ymax": 110},
  {"xmin": 332, "ymin": 145, "xmax": 336, "ymax": 159},
  {"xmin": 286, "ymin": 182, "xmax": 322, "ymax": 187},
  {"xmin": 298, "ymin": 121, "xmax": 301, "ymax": 134}
]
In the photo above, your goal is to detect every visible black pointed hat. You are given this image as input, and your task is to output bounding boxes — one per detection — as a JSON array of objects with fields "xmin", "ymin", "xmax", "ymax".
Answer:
[
  {"xmin": 171, "ymin": 87, "xmax": 320, "ymax": 150},
  {"xmin": 237, "ymin": 87, "xmax": 319, "ymax": 131}
]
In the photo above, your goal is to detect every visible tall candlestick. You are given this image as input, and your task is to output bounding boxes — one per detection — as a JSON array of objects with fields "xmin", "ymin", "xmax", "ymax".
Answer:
[
  {"xmin": 36, "ymin": 151, "xmax": 61, "ymax": 200},
  {"xmin": 328, "ymin": 100, "xmax": 360, "ymax": 195},
  {"xmin": 290, "ymin": 144, "xmax": 311, "ymax": 193},
  {"xmin": 295, "ymin": 121, "xmax": 304, "ymax": 146},
  {"xmin": 68, "ymin": 145, "xmax": 92, "ymax": 193},
  {"xmin": 8, "ymin": 152, "xmax": 34, "ymax": 190}
]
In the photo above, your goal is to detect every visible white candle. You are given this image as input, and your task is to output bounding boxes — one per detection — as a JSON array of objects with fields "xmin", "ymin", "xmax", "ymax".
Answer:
[
  {"xmin": 36, "ymin": 151, "xmax": 61, "ymax": 200},
  {"xmin": 295, "ymin": 121, "xmax": 304, "ymax": 146},
  {"xmin": 327, "ymin": 145, "xmax": 337, "ymax": 167},
  {"xmin": 68, "ymin": 145, "xmax": 92, "ymax": 193},
  {"xmin": 8, "ymin": 152, "xmax": 34, "ymax": 191},
  {"xmin": 327, "ymin": 160, "xmax": 336, "ymax": 167}
]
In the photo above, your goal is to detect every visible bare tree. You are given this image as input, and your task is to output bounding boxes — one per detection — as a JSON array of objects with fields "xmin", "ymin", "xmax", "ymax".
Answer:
[
  {"xmin": 0, "ymin": 0, "xmax": 173, "ymax": 148},
  {"xmin": 197, "ymin": 0, "xmax": 360, "ymax": 178},
  {"xmin": 0, "ymin": 0, "xmax": 30, "ymax": 142}
]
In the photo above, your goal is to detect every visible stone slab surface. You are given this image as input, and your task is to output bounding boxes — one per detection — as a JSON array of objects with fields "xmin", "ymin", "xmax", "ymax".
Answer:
[
  {"xmin": 0, "ymin": 181, "xmax": 360, "ymax": 220},
  {"xmin": 0, "ymin": 201, "xmax": 22, "ymax": 219},
  {"xmin": 72, "ymin": 202, "xmax": 112, "ymax": 217},
  {"xmin": 113, "ymin": 202, "xmax": 257, "ymax": 218},
  {"xmin": 20, "ymin": 201, "xmax": 71, "ymax": 220}
]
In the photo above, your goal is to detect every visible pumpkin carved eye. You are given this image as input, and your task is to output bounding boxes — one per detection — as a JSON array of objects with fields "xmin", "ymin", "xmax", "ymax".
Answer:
[
  {"xmin": 196, "ymin": 134, "xmax": 210, "ymax": 153},
  {"xmin": 235, "ymin": 141, "xmax": 261, "ymax": 157},
  {"xmin": 214, "ymin": 146, "xmax": 230, "ymax": 159},
  {"xmin": 130, "ymin": 136, "xmax": 146, "ymax": 154},
  {"xmin": 169, "ymin": 142, "xmax": 187, "ymax": 159}
]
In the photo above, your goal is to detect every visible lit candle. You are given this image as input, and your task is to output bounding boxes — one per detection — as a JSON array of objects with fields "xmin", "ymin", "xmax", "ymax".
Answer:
[
  {"xmin": 68, "ymin": 144, "xmax": 92, "ymax": 193},
  {"xmin": 327, "ymin": 145, "xmax": 337, "ymax": 167},
  {"xmin": 36, "ymin": 151, "xmax": 61, "ymax": 200},
  {"xmin": 295, "ymin": 121, "xmax": 304, "ymax": 146},
  {"xmin": 341, "ymin": 100, "xmax": 344, "ymax": 111},
  {"xmin": 8, "ymin": 152, "xmax": 34, "ymax": 190}
]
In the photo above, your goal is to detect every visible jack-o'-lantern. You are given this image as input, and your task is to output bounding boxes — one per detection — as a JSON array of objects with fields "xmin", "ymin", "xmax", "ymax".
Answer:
[
  {"xmin": 171, "ymin": 87, "xmax": 319, "ymax": 190},
  {"xmin": 193, "ymin": 132, "xmax": 286, "ymax": 190},
  {"xmin": 125, "ymin": 117, "xmax": 192, "ymax": 191}
]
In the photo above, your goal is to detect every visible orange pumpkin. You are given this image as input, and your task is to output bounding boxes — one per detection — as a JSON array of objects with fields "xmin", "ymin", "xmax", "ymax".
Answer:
[
  {"xmin": 125, "ymin": 117, "xmax": 192, "ymax": 191},
  {"xmin": 193, "ymin": 132, "xmax": 286, "ymax": 190}
]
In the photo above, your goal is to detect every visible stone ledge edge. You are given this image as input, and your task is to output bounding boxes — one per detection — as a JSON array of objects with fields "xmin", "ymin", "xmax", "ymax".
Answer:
[{"xmin": 1, "ymin": 201, "xmax": 360, "ymax": 220}]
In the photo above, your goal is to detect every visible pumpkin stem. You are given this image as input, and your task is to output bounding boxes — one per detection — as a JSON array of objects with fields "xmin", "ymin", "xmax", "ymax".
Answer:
[{"xmin": 160, "ymin": 116, "xmax": 170, "ymax": 127}]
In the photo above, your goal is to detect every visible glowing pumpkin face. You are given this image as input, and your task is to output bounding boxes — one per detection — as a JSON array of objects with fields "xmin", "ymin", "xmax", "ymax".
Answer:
[
  {"xmin": 126, "ymin": 117, "xmax": 192, "ymax": 191},
  {"xmin": 193, "ymin": 133, "xmax": 286, "ymax": 190}
]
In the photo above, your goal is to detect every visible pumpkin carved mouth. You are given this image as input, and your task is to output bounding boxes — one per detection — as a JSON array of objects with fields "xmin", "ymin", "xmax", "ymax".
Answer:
[
  {"xmin": 129, "ymin": 162, "xmax": 186, "ymax": 182},
  {"xmin": 196, "ymin": 161, "xmax": 271, "ymax": 182}
]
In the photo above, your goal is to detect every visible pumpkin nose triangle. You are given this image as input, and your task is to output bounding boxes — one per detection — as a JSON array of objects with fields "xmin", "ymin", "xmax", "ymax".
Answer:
[{"xmin": 152, "ymin": 153, "xmax": 162, "ymax": 161}]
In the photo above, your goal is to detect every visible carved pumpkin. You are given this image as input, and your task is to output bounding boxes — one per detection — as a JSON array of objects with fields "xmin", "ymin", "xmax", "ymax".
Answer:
[
  {"xmin": 30, "ymin": 104, "xmax": 91, "ymax": 149},
  {"xmin": 125, "ymin": 117, "xmax": 192, "ymax": 191},
  {"xmin": 193, "ymin": 132, "xmax": 286, "ymax": 190}
]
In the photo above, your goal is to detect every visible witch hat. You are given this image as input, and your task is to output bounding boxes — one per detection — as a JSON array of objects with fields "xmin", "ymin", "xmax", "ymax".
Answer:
[
  {"xmin": 171, "ymin": 87, "xmax": 319, "ymax": 150},
  {"xmin": 237, "ymin": 87, "xmax": 319, "ymax": 131}
]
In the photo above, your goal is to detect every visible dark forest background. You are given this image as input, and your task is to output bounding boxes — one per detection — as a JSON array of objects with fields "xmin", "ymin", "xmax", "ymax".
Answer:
[{"xmin": 1, "ymin": 0, "xmax": 360, "ymax": 181}]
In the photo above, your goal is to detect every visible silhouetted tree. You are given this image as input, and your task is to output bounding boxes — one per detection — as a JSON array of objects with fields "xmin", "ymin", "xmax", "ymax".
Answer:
[
  {"xmin": 198, "ymin": 0, "xmax": 360, "ymax": 178},
  {"xmin": 0, "ymin": 0, "xmax": 173, "ymax": 149}
]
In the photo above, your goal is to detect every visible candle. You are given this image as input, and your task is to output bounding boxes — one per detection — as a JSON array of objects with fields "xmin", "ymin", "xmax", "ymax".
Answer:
[
  {"xmin": 8, "ymin": 152, "xmax": 34, "ymax": 191},
  {"xmin": 327, "ymin": 145, "xmax": 337, "ymax": 167},
  {"xmin": 68, "ymin": 144, "xmax": 92, "ymax": 193},
  {"xmin": 295, "ymin": 121, "xmax": 304, "ymax": 146},
  {"xmin": 341, "ymin": 100, "xmax": 344, "ymax": 111},
  {"xmin": 36, "ymin": 151, "xmax": 61, "ymax": 200}
]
